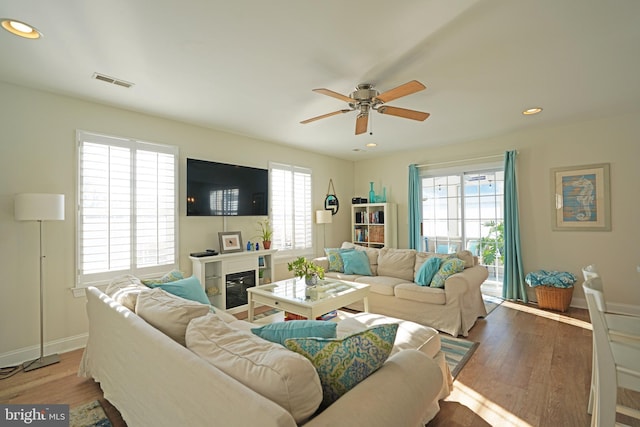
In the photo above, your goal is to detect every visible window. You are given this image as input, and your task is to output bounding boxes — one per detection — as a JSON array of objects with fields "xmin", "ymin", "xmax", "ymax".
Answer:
[
  {"xmin": 421, "ymin": 167, "xmax": 504, "ymax": 284},
  {"xmin": 77, "ymin": 130, "xmax": 178, "ymax": 287},
  {"xmin": 269, "ymin": 162, "xmax": 312, "ymax": 253}
]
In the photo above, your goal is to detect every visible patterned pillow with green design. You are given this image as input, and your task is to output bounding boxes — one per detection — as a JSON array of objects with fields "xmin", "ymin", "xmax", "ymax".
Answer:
[
  {"xmin": 284, "ymin": 323, "xmax": 398, "ymax": 408},
  {"xmin": 430, "ymin": 258, "xmax": 465, "ymax": 288}
]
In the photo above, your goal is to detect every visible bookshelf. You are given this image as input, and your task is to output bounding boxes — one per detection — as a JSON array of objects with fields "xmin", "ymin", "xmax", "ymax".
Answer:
[{"xmin": 351, "ymin": 203, "xmax": 397, "ymax": 248}]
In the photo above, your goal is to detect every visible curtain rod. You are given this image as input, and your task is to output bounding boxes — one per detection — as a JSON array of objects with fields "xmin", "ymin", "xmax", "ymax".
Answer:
[{"xmin": 416, "ymin": 152, "xmax": 512, "ymax": 169}]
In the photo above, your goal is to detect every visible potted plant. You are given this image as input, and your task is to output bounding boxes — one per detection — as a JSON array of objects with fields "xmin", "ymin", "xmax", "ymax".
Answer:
[
  {"xmin": 256, "ymin": 218, "xmax": 273, "ymax": 249},
  {"xmin": 287, "ymin": 256, "xmax": 325, "ymax": 286}
]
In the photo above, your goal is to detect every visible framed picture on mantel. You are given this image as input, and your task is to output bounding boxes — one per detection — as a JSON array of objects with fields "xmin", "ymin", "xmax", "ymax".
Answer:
[
  {"xmin": 218, "ymin": 231, "xmax": 243, "ymax": 253},
  {"xmin": 551, "ymin": 163, "xmax": 611, "ymax": 231}
]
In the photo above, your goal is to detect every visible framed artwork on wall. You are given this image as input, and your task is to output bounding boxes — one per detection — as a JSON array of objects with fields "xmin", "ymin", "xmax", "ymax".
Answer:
[
  {"xmin": 551, "ymin": 163, "xmax": 611, "ymax": 231},
  {"xmin": 218, "ymin": 231, "xmax": 244, "ymax": 253}
]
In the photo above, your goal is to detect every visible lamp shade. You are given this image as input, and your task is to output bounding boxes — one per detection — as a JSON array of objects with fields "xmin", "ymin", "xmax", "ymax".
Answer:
[
  {"xmin": 15, "ymin": 193, "xmax": 65, "ymax": 221},
  {"xmin": 315, "ymin": 209, "xmax": 332, "ymax": 224}
]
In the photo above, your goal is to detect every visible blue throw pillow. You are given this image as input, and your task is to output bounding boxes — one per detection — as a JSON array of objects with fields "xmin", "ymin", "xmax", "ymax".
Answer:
[
  {"xmin": 415, "ymin": 257, "xmax": 442, "ymax": 286},
  {"xmin": 149, "ymin": 275, "xmax": 210, "ymax": 305},
  {"xmin": 251, "ymin": 320, "xmax": 337, "ymax": 346},
  {"xmin": 341, "ymin": 250, "xmax": 372, "ymax": 276},
  {"xmin": 284, "ymin": 323, "xmax": 398, "ymax": 408}
]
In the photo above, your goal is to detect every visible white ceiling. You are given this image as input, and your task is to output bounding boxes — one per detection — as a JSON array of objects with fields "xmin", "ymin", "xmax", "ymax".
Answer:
[{"xmin": 2, "ymin": 0, "xmax": 639, "ymax": 160}]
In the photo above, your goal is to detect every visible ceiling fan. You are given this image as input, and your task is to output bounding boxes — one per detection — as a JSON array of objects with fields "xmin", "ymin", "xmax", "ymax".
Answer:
[{"xmin": 300, "ymin": 80, "xmax": 430, "ymax": 135}]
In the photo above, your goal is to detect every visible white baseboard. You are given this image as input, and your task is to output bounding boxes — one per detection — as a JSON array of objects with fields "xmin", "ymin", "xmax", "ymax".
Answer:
[
  {"xmin": 570, "ymin": 297, "xmax": 640, "ymax": 316},
  {"xmin": 0, "ymin": 333, "xmax": 88, "ymax": 368}
]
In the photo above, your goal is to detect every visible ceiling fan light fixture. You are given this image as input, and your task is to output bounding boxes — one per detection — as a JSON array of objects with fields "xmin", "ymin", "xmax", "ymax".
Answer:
[
  {"xmin": 302, "ymin": 80, "xmax": 430, "ymax": 135},
  {"xmin": 522, "ymin": 107, "xmax": 542, "ymax": 115},
  {"xmin": 1, "ymin": 19, "xmax": 42, "ymax": 39}
]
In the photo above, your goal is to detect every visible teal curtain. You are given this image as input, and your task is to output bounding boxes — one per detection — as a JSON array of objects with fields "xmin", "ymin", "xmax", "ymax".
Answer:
[
  {"xmin": 408, "ymin": 164, "xmax": 421, "ymax": 250},
  {"xmin": 502, "ymin": 151, "xmax": 527, "ymax": 302}
]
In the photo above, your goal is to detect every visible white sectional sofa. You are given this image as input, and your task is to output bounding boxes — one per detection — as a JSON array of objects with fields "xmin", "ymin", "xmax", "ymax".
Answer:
[
  {"xmin": 79, "ymin": 284, "xmax": 449, "ymax": 427},
  {"xmin": 314, "ymin": 243, "xmax": 489, "ymax": 337}
]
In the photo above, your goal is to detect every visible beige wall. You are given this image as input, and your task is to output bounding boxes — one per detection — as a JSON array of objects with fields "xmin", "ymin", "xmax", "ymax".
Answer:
[
  {"xmin": 0, "ymin": 82, "xmax": 354, "ymax": 360},
  {"xmin": 354, "ymin": 112, "xmax": 640, "ymax": 311}
]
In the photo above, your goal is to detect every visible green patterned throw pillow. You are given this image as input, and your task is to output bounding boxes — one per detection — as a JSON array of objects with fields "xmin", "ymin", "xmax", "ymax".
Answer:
[
  {"xmin": 430, "ymin": 258, "xmax": 465, "ymax": 288},
  {"xmin": 324, "ymin": 248, "xmax": 354, "ymax": 272},
  {"xmin": 284, "ymin": 323, "xmax": 398, "ymax": 407}
]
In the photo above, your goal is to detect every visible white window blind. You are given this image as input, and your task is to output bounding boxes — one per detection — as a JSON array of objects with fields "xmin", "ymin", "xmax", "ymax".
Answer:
[
  {"xmin": 77, "ymin": 130, "xmax": 178, "ymax": 287},
  {"xmin": 270, "ymin": 162, "xmax": 312, "ymax": 252}
]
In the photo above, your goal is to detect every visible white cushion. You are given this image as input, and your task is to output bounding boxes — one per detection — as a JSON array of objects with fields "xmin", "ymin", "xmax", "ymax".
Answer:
[
  {"xmin": 104, "ymin": 274, "xmax": 148, "ymax": 311},
  {"xmin": 336, "ymin": 312, "xmax": 441, "ymax": 359},
  {"xmin": 135, "ymin": 288, "xmax": 210, "ymax": 345},
  {"xmin": 394, "ymin": 283, "xmax": 447, "ymax": 305},
  {"xmin": 212, "ymin": 308, "xmax": 240, "ymax": 323},
  {"xmin": 354, "ymin": 275, "xmax": 408, "ymax": 296},
  {"xmin": 377, "ymin": 248, "xmax": 416, "ymax": 282},
  {"xmin": 186, "ymin": 314, "xmax": 322, "ymax": 423}
]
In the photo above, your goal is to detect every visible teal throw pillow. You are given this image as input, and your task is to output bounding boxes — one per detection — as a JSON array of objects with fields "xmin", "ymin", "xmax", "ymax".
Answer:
[
  {"xmin": 430, "ymin": 258, "xmax": 466, "ymax": 288},
  {"xmin": 149, "ymin": 275, "xmax": 210, "ymax": 305},
  {"xmin": 325, "ymin": 248, "xmax": 343, "ymax": 272},
  {"xmin": 341, "ymin": 250, "xmax": 372, "ymax": 276},
  {"xmin": 142, "ymin": 269, "xmax": 185, "ymax": 285},
  {"xmin": 251, "ymin": 320, "xmax": 337, "ymax": 346},
  {"xmin": 284, "ymin": 323, "xmax": 398, "ymax": 408},
  {"xmin": 415, "ymin": 257, "xmax": 442, "ymax": 286}
]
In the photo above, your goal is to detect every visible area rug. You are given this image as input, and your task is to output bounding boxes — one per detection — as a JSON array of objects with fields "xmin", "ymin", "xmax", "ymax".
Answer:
[
  {"xmin": 483, "ymin": 294, "xmax": 503, "ymax": 316},
  {"xmin": 69, "ymin": 400, "xmax": 112, "ymax": 427},
  {"xmin": 440, "ymin": 336, "xmax": 479, "ymax": 379}
]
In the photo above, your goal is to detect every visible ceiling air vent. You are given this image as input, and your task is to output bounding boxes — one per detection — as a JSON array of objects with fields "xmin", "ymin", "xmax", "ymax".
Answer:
[{"xmin": 92, "ymin": 72, "xmax": 134, "ymax": 88}]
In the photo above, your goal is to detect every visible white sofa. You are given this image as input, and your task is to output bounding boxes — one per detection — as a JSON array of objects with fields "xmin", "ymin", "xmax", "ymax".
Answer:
[
  {"xmin": 79, "ymin": 286, "xmax": 448, "ymax": 427},
  {"xmin": 314, "ymin": 243, "xmax": 489, "ymax": 337}
]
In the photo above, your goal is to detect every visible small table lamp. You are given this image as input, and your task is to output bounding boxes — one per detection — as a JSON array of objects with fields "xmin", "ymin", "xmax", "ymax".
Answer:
[{"xmin": 14, "ymin": 193, "xmax": 65, "ymax": 371}]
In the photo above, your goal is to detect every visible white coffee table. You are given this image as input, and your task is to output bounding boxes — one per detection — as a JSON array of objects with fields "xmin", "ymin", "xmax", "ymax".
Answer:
[{"xmin": 247, "ymin": 277, "xmax": 370, "ymax": 322}]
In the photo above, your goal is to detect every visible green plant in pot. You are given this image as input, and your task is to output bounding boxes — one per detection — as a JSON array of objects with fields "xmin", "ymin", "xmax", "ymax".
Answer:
[
  {"xmin": 287, "ymin": 256, "xmax": 325, "ymax": 286},
  {"xmin": 479, "ymin": 221, "xmax": 504, "ymax": 265},
  {"xmin": 256, "ymin": 218, "xmax": 273, "ymax": 249}
]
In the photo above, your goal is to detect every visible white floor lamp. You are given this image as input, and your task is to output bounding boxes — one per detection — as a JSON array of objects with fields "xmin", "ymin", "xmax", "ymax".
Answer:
[
  {"xmin": 14, "ymin": 193, "xmax": 65, "ymax": 372},
  {"xmin": 316, "ymin": 209, "xmax": 333, "ymax": 253}
]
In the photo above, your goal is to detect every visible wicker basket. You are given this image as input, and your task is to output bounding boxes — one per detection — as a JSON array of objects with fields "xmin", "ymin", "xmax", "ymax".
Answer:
[{"xmin": 535, "ymin": 285, "xmax": 574, "ymax": 312}]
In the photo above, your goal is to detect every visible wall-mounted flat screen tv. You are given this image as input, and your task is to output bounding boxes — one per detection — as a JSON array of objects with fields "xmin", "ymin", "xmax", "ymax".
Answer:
[{"xmin": 186, "ymin": 158, "xmax": 268, "ymax": 216}]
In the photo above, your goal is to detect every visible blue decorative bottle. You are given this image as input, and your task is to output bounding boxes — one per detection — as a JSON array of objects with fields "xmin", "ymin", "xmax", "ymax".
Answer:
[{"xmin": 369, "ymin": 182, "xmax": 375, "ymax": 203}]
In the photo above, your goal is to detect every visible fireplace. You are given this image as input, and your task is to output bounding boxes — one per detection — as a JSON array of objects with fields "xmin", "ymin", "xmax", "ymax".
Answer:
[{"xmin": 225, "ymin": 270, "xmax": 256, "ymax": 309}]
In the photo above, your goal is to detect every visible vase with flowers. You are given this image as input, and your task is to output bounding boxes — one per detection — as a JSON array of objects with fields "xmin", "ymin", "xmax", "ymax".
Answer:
[{"xmin": 287, "ymin": 256, "xmax": 325, "ymax": 286}]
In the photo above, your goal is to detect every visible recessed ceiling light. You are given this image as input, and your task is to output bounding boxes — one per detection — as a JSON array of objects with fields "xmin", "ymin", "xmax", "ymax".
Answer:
[
  {"xmin": 522, "ymin": 107, "xmax": 543, "ymax": 115},
  {"xmin": 1, "ymin": 19, "xmax": 42, "ymax": 39},
  {"xmin": 365, "ymin": 143, "xmax": 377, "ymax": 148}
]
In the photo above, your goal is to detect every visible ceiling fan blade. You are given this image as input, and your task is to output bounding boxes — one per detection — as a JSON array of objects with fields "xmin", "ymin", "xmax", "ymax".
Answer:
[
  {"xmin": 375, "ymin": 80, "xmax": 426, "ymax": 103},
  {"xmin": 300, "ymin": 109, "xmax": 352, "ymax": 124},
  {"xmin": 312, "ymin": 88, "xmax": 354, "ymax": 103},
  {"xmin": 355, "ymin": 114, "xmax": 369, "ymax": 135},
  {"xmin": 377, "ymin": 105, "xmax": 430, "ymax": 121}
]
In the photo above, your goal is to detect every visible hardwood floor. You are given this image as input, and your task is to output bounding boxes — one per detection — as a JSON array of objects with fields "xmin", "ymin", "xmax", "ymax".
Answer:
[
  {"xmin": 1, "ymin": 301, "xmax": 637, "ymax": 426},
  {"xmin": 0, "ymin": 349, "xmax": 126, "ymax": 426}
]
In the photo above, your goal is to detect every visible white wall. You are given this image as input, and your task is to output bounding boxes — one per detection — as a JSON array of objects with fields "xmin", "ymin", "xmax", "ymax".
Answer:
[
  {"xmin": 354, "ymin": 112, "xmax": 640, "ymax": 311},
  {"xmin": 0, "ymin": 82, "xmax": 354, "ymax": 362}
]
